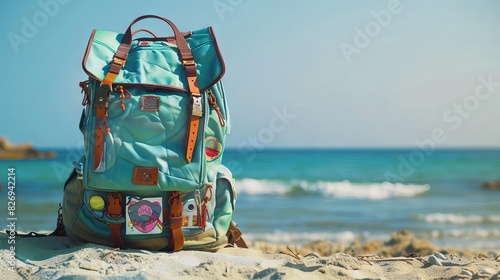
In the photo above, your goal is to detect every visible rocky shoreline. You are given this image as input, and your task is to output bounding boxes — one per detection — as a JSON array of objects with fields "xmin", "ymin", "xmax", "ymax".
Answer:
[{"xmin": 0, "ymin": 137, "xmax": 56, "ymax": 160}]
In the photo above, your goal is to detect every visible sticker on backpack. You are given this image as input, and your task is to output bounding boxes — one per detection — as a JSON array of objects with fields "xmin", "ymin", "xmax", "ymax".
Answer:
[
  {"xmin": 182, "ymin": 199, "xmax": 200, "ymax": 228},
  {"xmin": 126, "ymin": 196, "xmax": 164, "ymax": 235},
  {"xmin": 204, "ymin": 136, "xmax": 222, "ymax": 161}
]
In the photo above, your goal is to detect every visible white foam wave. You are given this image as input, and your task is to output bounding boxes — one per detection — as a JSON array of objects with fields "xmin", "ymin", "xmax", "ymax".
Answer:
[
  {"xmin": 420, "ymin": 213, "xmax": 500, "ymax": 224},
  {"xmin": 243, "ymin": 230, "xmax": 500, "ymax": 249},
  {"xmin": 235, "ymin": 178, "xmax": 288, "ymax": 195},
  {"xmin": 429, "ymin": 228, "xmax": 500, "ymax": 239},
  {"xmin": 243, "ymin": 230, "xmax": 387, "ymax": 245},
  {"xmin": 236, "ymin": 179, "xmax": 430, "ymax": 200},
  {"xmin": 316, "ymin": 181, "xmax": 430, "ymax": 200}
]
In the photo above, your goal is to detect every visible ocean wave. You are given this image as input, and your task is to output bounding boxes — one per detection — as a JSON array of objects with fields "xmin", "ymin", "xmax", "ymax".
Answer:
[
  {"xmin": 243, "ymin": 229, "xmax": 500, "ymax": 249},
  {"xmin": 418, "ymin": 213, "xmax": 500, "ymax": 224},
  {"xmin": 429, "ymin": 228, "xmax": 500, "ymax": 239},
  {"xmin": 243, "ymin": 230, "xmax": 387, "ymax": 245},
  {"xmin": 235, "ymin": 178, "xmax": 430, "ymax": 200}
]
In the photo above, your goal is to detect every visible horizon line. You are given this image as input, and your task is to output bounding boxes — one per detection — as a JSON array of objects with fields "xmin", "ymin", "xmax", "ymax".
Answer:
[{"xmin": 35, "ymin": 145, "xmax": 500, "ymax": 151}]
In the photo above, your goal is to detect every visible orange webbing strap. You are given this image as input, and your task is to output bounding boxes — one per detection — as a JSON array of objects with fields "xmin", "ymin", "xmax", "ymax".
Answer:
[
  {"xmin": 186, "ymin": 115, "xmax": 200, "ymax": 163},
  {"xmin": 185, "ymin": 62, "xmax": 202, "ymax": 163},
  {"xmin": 227, "ymin": 221, "xmax": 248, "ymax": 248},
  {"xmin": 168, "ymin": 191, "xmax": 184, "ymax": 251},
  {"xmin": 107, "ymin": 193, "xmax": 125, "ymax": 248}
]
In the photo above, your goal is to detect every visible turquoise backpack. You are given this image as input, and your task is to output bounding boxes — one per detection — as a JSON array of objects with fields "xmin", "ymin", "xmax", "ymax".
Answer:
[{"xmin": 62, "ymin": 15, "xmax": 245, "ymax": 251}]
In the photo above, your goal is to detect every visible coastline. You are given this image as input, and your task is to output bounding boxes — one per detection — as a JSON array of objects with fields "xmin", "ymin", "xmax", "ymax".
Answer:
[{"xmin": 1, "ymin": 230, "xmax": 498, "ymax": 279}]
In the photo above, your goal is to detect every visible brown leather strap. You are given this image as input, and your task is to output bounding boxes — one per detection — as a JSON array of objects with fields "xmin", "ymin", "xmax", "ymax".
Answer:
[
  {"xmin": 92, "ymin": 82, "xmax": 112, "ymax": 171},
  {"xmin": 108, "ymin": 193, "xmax": 125, "ymax": 248},
  {"xmin": 168, "ymin": 191, "xmax": 184, "ymax": 251},
  {"xmin": 109, "ymin": 224, "xmax": 124, "ymax": 248},
  {"xmin": 227, "ymin": 221, "xmax": 248, "ymax": 248}
]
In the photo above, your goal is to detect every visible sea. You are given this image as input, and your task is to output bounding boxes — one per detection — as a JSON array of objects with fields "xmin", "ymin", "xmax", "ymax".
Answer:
[{"xmin": 1, "ymin": 148, "xmax": 499, "ymax": 250}]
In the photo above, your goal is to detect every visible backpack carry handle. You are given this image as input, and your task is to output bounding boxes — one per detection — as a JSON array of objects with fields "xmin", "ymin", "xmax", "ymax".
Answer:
[
  {"xmin": 102, "ymin": 15, "xmax": 195, "ymax": 85},
  {"xmin": 131, "ymin": 28, "xmax": 158, "ymax": 38},
  {"xmin": 124, "ymin": 15, "xmax": 192, "ymax": 58}
]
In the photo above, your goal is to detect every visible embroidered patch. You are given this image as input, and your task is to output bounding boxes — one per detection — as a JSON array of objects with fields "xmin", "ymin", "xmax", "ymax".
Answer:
[
  {"xmin": 140, "ymin": 96, "xmax": 160, "ymax": 111},
  {"xmin": 204, "ymin": 136, "xmax": 222, "ymax": 161},
  {"xmin": 126, "ymin": 196, "xmax": 163, "ymax": 235}
]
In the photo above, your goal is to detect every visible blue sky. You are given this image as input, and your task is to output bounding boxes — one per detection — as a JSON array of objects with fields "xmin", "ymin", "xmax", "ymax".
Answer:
[{"xmin": 1, "ymin": 0, "xmax": 500, "ymax": 149}]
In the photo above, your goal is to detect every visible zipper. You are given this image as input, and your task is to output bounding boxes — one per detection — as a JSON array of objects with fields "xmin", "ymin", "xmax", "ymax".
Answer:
[
  {"xmin": 199, "ymin": 92, "xmax": 209, "ymax": 185},
  {"xmin": 216, "ymin": 82, "xmax": 230, "ymax": 133},
  {"xmin": 130, "ymin": 40, "xmax": 211, "ymax": 51}
]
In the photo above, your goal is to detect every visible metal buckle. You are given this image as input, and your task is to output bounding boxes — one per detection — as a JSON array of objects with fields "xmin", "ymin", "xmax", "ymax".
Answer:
[
  {"xmin": 99, "ymin": 82, "xmax": 113, "ymax": 91},
  {"xmin": 183, "ymin": 60, "xmax": 195, "ymax": 66},
  {"xmin": 113, "ymin": 57, "xmax": 126, "ymax": 67},
  {"xmin": 95, "ymin": 84, "xmax": 112, "ymax": 108},
  {"xmin": 191, "ymin": 96, "xmax": 203, "ymax": 117}
]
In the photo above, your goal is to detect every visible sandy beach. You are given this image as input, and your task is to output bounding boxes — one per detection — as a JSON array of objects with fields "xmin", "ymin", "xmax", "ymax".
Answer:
[{"xmin": 1, "ymin": 230, "xmax": 498, "ymax": 279}]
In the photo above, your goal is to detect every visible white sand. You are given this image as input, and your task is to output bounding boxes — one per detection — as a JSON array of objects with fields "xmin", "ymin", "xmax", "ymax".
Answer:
[{"xmin": 1, "ymin": 232, "xmax": 499, "ymax": 279}]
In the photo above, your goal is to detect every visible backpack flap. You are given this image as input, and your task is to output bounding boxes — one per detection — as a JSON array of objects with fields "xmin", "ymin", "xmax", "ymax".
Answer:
[{"xmin": 82, "ymin": 27, "xmax": 225, "ymax": 92}]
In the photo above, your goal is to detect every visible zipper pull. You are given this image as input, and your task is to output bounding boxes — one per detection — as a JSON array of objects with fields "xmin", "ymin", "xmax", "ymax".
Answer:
[
  {"xmin": 79, "ymin": 80, "xmax": 91, "ymax": 106},
  {"xmin": 201, "ymin": 184, "xmax": 213, "ymax": 231},
  {"xmin": 115, "ymin": 85, "xmax": 132, "ymax": 111},
  {"xmin": 207, "ymin": 90, "xmax": 226, "ymax": 127},
  {"xmin": 194, "ymin": 189, "xmax": 202, "ymax": 227}
]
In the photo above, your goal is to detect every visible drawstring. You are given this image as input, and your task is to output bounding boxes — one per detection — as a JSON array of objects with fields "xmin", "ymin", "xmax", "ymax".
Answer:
[
  {"xmin": 115, "ymin": 85, "xmax": 132, "ymax": 111},
  {"xmin": 208, "ymin": 91, "xmax": 226, "ymax": 127}
]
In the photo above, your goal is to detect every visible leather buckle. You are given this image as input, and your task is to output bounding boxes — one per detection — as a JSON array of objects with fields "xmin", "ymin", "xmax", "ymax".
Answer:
[
  {"xmin": 113, "ymin": 57, "xmax": 126, "ymax": 67},
  {"xmin": 107, "ymin": 193, "xmax": 122, "ymax": 218},
  {"xmin": 168, "ymin": 192, "xmax": 183, "ymax": 217}
]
